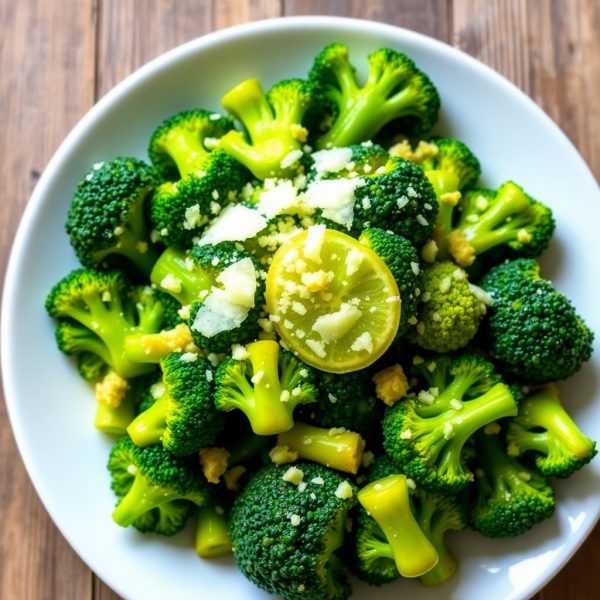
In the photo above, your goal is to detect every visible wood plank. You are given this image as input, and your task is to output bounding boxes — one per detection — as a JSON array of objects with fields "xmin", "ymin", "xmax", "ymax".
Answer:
[
  {"xmin": 0, "ymin": 1, "xmax": 98, "ymax": 599},
  {"xmin": 284, "ymin": 0, "xmax": 452, "ymax": 42},
  {"xmin": 213, "ymin": 0, "xmax": 282, "ymax": 30}
]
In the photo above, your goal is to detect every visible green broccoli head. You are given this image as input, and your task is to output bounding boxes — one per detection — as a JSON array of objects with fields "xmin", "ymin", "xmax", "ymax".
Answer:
[
  {"xmin": 310, "ymin": 44, "xmax": 440, "ymax": 149},
  {"xmin": 479, "ymin": 258, "xmax": 594, "ymax": 383},
  {"xmin": 359, "ymin": 228, "xmax": 422, "ymax": 336},
  {"xmin": 351, "ymin": 156, "xmax": 438, "ymax": 245},
  {"xmin": 65, "ymin": 157, "xmax": 160, "ymax": 276},
  {"xmin": 157, "ymin": 290, "xmax": 185, "ymax": 330},
  {"xmin": 297, "ymin": 369, "xmax": 383, "ymax": 444},
  {"xmin": 506, "ymin": 387, "xmax": 597, "ymax": 478},
  {"xmin": 383, "ymin": 353, "xmax": 518, "ymax": 494},
  {"xmin": 215, "ymin": 340, "xmax": 317, "ymax": 435},
  {"xmin": 220, "ymin": 78, "xmax": 314, "ymax": 180},
  {"xmin": 148, "ymin": 109, "xmax": 250, "ymax": 247},
  {"xmin": 407, "ymin": 261, "xmax": 485, "ymax": 352},
  {"xmin": 230, "ymin": 462, "xmax": 357, "ymax": 600},
  {"xmin": 150, "ymin": 242, "xmax": 265, "ymax": 353},
  {"xmin": 307, "ymin": 143, "xmax": 389, "ymax": 182},
  {"xmin": 244, "ymin": 213, "xmax": 307, "ymax": 262},
  {"xmin": 109, "ymin": 436, "xmax": 210, "ymax": 535},
  {"xmin": 471, "ymin": 429, "xmax": 555, "ymax": 538},
  {"xmin": 46, "ymin": 269, "xmax": 169, "ymax": 379},
  {"xmin": 127, "ymin": 352, "xmax": 223, "ymax": 455},
  {"xmin": 77, "ymin": 352, "xmax": 109, "ymax": 382},
  {"xmin": 446, "ymin": 182, "xmax": 555, "ymax": 268}
]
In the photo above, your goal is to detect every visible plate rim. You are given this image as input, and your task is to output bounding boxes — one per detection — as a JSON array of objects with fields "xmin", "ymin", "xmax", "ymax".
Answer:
[{"xmin": 2, "ymin": 15, "xmax": 599, "ymax": 600}]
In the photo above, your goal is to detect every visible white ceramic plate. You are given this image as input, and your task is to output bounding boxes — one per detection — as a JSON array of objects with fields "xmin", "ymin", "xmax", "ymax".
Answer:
[{"xmin": 3, "ymin": 16, "xmax": 600, "ymax": 600}]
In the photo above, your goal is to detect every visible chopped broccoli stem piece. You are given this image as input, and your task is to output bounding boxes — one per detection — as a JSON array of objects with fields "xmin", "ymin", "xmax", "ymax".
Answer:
[
  {"xmin": 195, "ymin": 504, "xmax": 232, "ymax": 558},
  {"xmin": 215, "ymin": 341, "xmax": 317, "ymax": 435},
  {"xmin": 358, "ymin": 474, "xmax": 439, "ymax": 578},
  {"xmin": 94, "ymin": 389, "xmax": 137, "ymax": 435},
  {"xmin": 124, "ymin": 324, "xmax": 195, "ymax": 364},
  {"xmin": 277, "ymin": 422, "xmax": 365, "ymax": 474},
  {"xmin": 506, "ymin": 387, "xmax": 597, "ymax": 478}
]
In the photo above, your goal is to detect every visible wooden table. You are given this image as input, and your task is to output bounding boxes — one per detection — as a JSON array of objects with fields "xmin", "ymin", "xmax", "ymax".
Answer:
[{"xmin": 1, "ymin": 1, "xmax": 599, "ymax": 598}]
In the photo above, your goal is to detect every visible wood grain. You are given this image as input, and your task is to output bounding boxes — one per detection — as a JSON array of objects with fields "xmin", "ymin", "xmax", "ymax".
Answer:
[
  {"xmin": 1, "ymin": 1, "xmax": 599, "ymax": 599},
  {"xmin": 0, "ymin": 1, "xmax": 98, "ymax": 599}
]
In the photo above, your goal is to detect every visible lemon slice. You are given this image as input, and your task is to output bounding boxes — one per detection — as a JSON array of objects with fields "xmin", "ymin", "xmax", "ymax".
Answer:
[{"xmin": 265, "ymin": 226, "xmax": 400, "ymax": 373}]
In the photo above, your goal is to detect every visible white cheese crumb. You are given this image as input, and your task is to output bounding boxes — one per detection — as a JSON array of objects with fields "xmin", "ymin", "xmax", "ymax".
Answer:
[
  {"xmin": 298, "ymin": 583, "xmax": 306, "ymax": 592},
  {"xmin": 210, "ymin": 201, "xmax": 221, "ymax": 215},
  {"xmin": 335, "ymin": 481, "xmax": 353, "ymax": 499},
  {"xmin": 292, "ymin": 301, "xmax": 307, "ymax": 315},
  {"xmin": 183, "ymin": 204, "xmax": 208, "ymax": 231},
  {"xmin": 280, "ymin": 149, "xmax": 304, "ymax": 169},
  {"xmin": 306, "ymin": 339, "xmax": 326, "ymax": 358},
  {"xmin": 191, "ymin": 292, "xmax": 250, "ymax": 338},
  {"xmin": 311, "ymin": 147, "xmax": 353, "ymax": 175},
  {"xmin": 362, "ymin": 197, "xmax": 372, "ymax": 209},
  {"xmin": 160, "ymin": 274, "xmax": 182, "ymax": 293},
  {"xmin": 453, "ymin": 268, "xmax": 465, "ymax": 280},
  {"xmin": 251, "ymin": 370, "xmax": 264, "ymax": 384},
  {"xmin": 450, "ymin": 399, "xmax": 463, "ymax": 410},
  {"xmin": 311, "ymin": 477, "xmax": 325, "ymax": 485},
  {"xmin": 257, "ymin": 180, "xmax": 299, "ymax": 219},
  {"xmin": 406, "ymin": 478, "xmax": 417, "ymax": 490},
  {"xmin": 290, "ymin": 514, "xmax": 302, "ymax": 526},
  {"xmin": 416, "ymin": 214, "xmax": 428, "ymax": 226},
  {"xmin": 432, "ymin": 311, "xmax": 442, "ymax": 322},
  {"xmin": 283, "ymin": 466, "xmax": 304, "ymax": 485},
  {"xmin": 280, "ymin": 390, "xmax": 291, "ymax": 403},
  {"xmin": 469, "ymin": 283, "xmax": 494, "ymax": 306},
  {"xmin": 313, "ymin": 303, "xmax": 362, "ymax": 343},
  {"xmin": 303, "ymin": 224, "xmax": 327, "ymax": 264},
  {"xmin": 231, "ymin": 344, "xmax": 250, "ymax": 361},
  {"xmin": 298, "ymin": 481, "xmax": 308, "ymax": 492},
  {"xmin": 328, "ymin": 427, "xmax": 347, "ymax": 437},
  {"xmin": 199, "ymin": 204, "xmax": 267, "ymax": 246},
  {"xmin": 102, "ymin": 291, "xmax": 112, "ymax": 302},
  {"xmin": 205, "ymin": 369, "xmax": 213, "ymax": 382},
  {"xmin": 476, "ymin": 196, "xmax": 489, "ymax": 211},
  {"xmin": 292, "ymin": 386, "xmax": 302, "ymax": 397},
  {"xmin": 345, "ymin": 249, "xmax": 364, "ymax": 276},
  {"xmin": 410, "ymin": 262, "xmax": 420, "ymax": 276},
  {"xmin": 350, "ymin": 332, "xmax": 373, "ymax": 353},
  {"xmin": 400, "ymin": 429, "xmax": 412, "ymax": 440},
  {"xmin": 421, "ymin": 239, "xmax": 438, "ymax": 263},
  {"xmin": 443, "ymin": 422, "xmax": 455, "ymax": 440},
  {"xmin": 304, "ymin": 178, "xmax": 363, "ymax": 229},
  {"xmin": 418, "ymin": 390, "xmax": 435, "ymax": 405},
  {"xmin": 397, "ymin": 196, "xmax": 409, "ymax": 210},
  {"xmin": 439, "ymin": 277, "xmax": 452, "ymax": 293},
  {"xmin": 179, "ymin": 352, "xmax": 198, "ymax": 363},
  {"xmin": 421, "ymin": 291, "xmax": 432, "ymax": 303}
]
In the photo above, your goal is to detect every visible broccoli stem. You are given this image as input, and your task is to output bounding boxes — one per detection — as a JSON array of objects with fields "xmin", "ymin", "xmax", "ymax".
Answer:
[
  {"xmin": 320, "ymin": 508, "xmax": 348, "ymax": 597},
  {"xmin": 517, "ymin": 390, "xmax": 595, "ymax": 459},
  {"xmin": 426, "ymin": 170, "xmax": 459, "ymax": 261},
  {"xmin": 244, "ymin": 341, "xmax": 296, "ymax": 435},
  {"xmin": 159, "ymin": 127, "xmax": 210, "ymax": 179},
  {"xmin": 277, "ymin": 422, "xmax": 365, "ymax": 474},
  {"xmin": 112, "ymin": 474, "xmax": 181, "ymax": 527},
  {"xmin": 358, "ymin": 475, "xmax": 439, "ymax": 578},
  {"xmin": 461, "ymin": 184, "xmax": 532, "ymax": 253},
  {"xmin": 124, "ymin": 324, "xmax": 194, "ymax": 364},
  {"xmin": 195, "ymin": 505, "xmax": 232, "ymax": 558},
  {"xmin": 94, "ymin": 390, "xmax": 137, "ymax": 435},
  {"xmin": 127, "ymin": 391, "xmax": 169, "ymax": 447},
  {"xmin": 92, "ymin": 197, "xmax": 159, "ymax": 277},
  {"xmin": 150, "ymin": 247, "xmax": 216, "ymax": 305},
  {"xmin": 226, "ymin": 431, "xmax": 276, "ymax": 466}
]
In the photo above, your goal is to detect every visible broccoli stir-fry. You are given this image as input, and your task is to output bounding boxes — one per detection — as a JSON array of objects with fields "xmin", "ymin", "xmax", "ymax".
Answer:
[{"xmin": 46, "ymin": 42, "xmax": 595, "ymax": 599}]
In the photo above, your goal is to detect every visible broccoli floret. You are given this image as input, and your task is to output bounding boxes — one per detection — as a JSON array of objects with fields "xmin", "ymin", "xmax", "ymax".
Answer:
[
  {"xmin": 407, "ymin": 261, "xmax": 485, "ymax": 352},
  {"xmin": 150, "ymin": 242, "xmax": 265, "ymax": 353},
  {"xmin": 506, "ymin": 386, "xmax": 597, "ymax": 478},
  {"xmin": 308, "ymin": 143, "xmax": 389, "ymax": 182},
  {"xmin": 444, "ymin": 182, "xmax": 555, "ymax": 267},
  {"xmin": 215, "ymin": 340, "xmax": 317, "ymax": 435},
  {"xmin": 244, "ymin": 214, "xmax": 307, "ymax": 262},
  {"xmin": 230, "ymin": 462, "xmax": 357, "ymax": 600},
  {"xmin": 359, "ymin": 228, "xmax": 422, "ymax": 336},
  {"xmin": 382, "ymin": 353, "xmax": 518, "ymax": 493},
  {"xmin": 471, "ymin": 429, "xmax": 555, "ymax": 538},
  {"xmin": 357, "ymin": 474, "xmax": 439, "ymax": 579},
  {"xmin": 479, "ymin": 258, "xmax": 594, "ymax": 382},
  {"xmin": 65, "ymin": 157, "xmax": 160, "ymax": 276},
  {"xmin": 77, "ymin": 352, "xmax": 108, "ymax": 382},
  {"xmin": 310, "ymin": 44, "xmax": 440, "ymax": 149},
  {"xmin": 297, "ymin": 370, "xmax": 383, "ymax": 443},
  {"xmin": 46, "ymin": 269, "xmax": 168, "ymax": 379},
  {"xmin": 277, "ymin": 422, "xmax": 365, "ymax": 474},
  {"xmin": 350, "ymin": 156, "xmax": 438, "ymax": 244},
  {"xmin": 159, "ymin": 291, "xmax": 185, "ymax": 329},
  {"xmin": 109, "ymin": 436, "xmax": 210, "ymax": 535},
  {"xmin": 148, "ymin": 109, "xmax": 249, "ymax": 247},
  {"xmin": 220, "ymin": 78, "xmax": 314, "ymax": 180},
  {"xmin": 127, "ymin": 352, "xmax": 223, "ymax": 455}
]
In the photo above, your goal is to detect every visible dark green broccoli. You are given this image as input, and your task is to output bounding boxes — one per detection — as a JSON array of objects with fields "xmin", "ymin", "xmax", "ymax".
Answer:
[
  {"xmin": 297, "ymin": 369, "xmax": 383, "ymax": 444},
  {"xmin": 357, "ymin": 473, "xmax": 439, "ymax": 579},
  {"xmin": 309, "ymin": 44, "xmax": 440, "ymax": 149},
  {"xmin": 215, "ymin": 340, "xmax": 317, "ymax": 435},
  {"xmin": 382, "ymin": 353, "xmax": 518, "ymax": 493},
  {"xmin": 230, "ymin": 462, "xmax": 357, "ymax": 600},
  {"xmin": 127, "ymin": 352, "xmax": 223, "ymax": 455},
  {"xmin": 407, "ymin": 261, "xmax": 486, "ymax": 352},
  {"xmin": 46, "ymin": 269, "xmax": 168, "ymax": 379},
  {"xmin": 65, "ymin": 157, "xmax": 160, "ymax": 276},
  {"xmin": 471, "ymin": 429, "xmax": 555, "ymax": 538},
  {"xmin": 359, "ymin": 228, "xmax": 422, "ymax": 336},
  {"xmin": 109, "ymin": 436, "xmax": 210, "ymax": 535},
  {"xmin": 353, "ymin": 455, "xmax": 466, "ymax": 586},
  {"xmin": 159, "ymin": 291, "xmax": 185, "ymax": 329},
  {"xmin": 148, "ymin": 109, "xmax": 249, "ymax": 247},
  {"xmin": 479, "ymin": 259, "xmax": 594, "ymax": 383},
  {"xmin": 149, "ymin": 242, "xmax": 265, "ymax": 354},
  {"xmin": 506, "ymin": 386, "xmax": 597, "ymax": 478},
  {"xmin": 77, "ymin": 352, "xmax": 108, "ymax": 382},
  {"xmin": 220, "ymin": 78, "xmax": 313, "ymax": 180},
  {"xmin": 445, "ymin": 182, "xmax": 555, "ymax": 268},
  {"xmin": 277, "ymin": 422, "xmax": 366, "ymax": 474}
]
